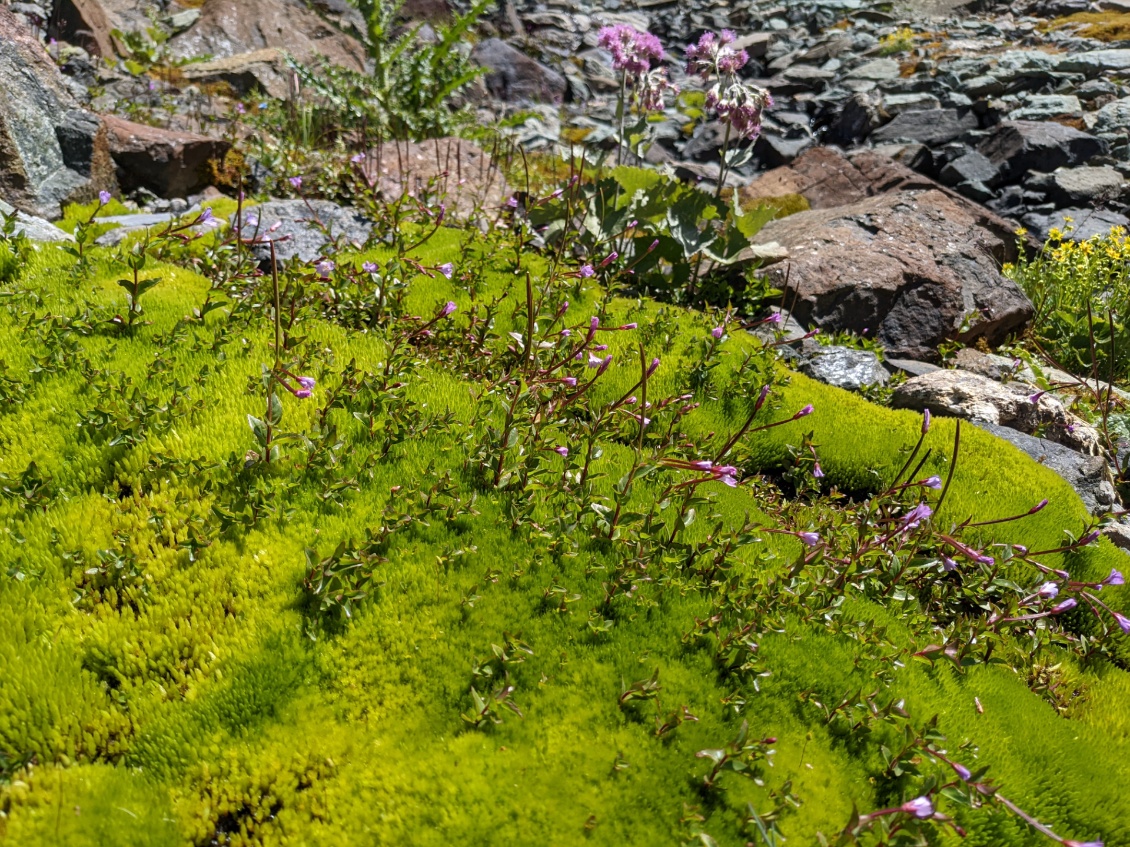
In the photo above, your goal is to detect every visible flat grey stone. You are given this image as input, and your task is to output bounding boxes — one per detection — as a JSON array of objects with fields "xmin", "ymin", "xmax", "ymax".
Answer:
[
  {"xmin": 232, "ymin": 199, "xmax": 371, "ymax": 263},
  {"xmin": 0, "ymin": 198, "xmax": 73, "ymax": 242},
  {"xmin": 798, "ymin": 344, "xmax": 889, "ymax": 391}
]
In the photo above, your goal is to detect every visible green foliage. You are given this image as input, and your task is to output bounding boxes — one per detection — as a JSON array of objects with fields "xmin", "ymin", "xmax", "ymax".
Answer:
[
  {"xmin": 1005, "ymin": 224, "xmax": 1130, "ymax": 384},
  {"xmin": 528, "ymin": 165, "xmax": 776, "ymax": 308},
  {"xmin": 283, "ymin": 0, "xmax": 488, "ymax": 143}
]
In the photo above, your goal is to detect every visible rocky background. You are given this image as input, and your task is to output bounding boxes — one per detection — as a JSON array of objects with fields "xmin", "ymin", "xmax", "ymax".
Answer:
[{"xmin": 4, "ymin": 0, "xmax": 1130, "ymax": 525}]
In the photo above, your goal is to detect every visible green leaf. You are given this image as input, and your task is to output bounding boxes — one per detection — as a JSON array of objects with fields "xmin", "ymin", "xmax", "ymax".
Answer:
[{"xmin": 247, "ymin": 414, "xmax": 268, "ymax": 448}]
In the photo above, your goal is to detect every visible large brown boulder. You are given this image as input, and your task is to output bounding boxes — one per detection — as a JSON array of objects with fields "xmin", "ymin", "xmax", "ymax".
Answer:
[
  {"xmin": 362, "ymin": 137, "xmax": 510, "ymax": 219},
  {"xmin": 753, "ymin": 187, "xmax": 1033, "ymax": 361},
  {"xmin": 102, "ymin": 116, "xmax": 229, "ymax": 198},
  {"xmin": 742, "ymin": 147, "xmax": 1026, "ymax": 257},
  {"xmin": 167, "ymin": 0, "xmax": 366, "ymax": 70},
  {"xmin": 0, "ymin": 6, "xmax": 116, "ymax": 218}
]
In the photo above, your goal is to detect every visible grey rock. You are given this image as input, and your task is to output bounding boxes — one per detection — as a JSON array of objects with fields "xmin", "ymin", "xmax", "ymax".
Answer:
[
  {"xmin": 963, "ymin": 75, "xmax": 1006, "ymax": 98},
  {"xmin": 1057, "ymin": 49, "xmax": 1130, "ymax": 76},
  {"xmin": 891, "ymin": 368, "xmax": 1101, "ymax": 455},
  {"xmin": 1094, "ymin": 97, "xmax": 1130, "ymax": 136},
  {"xmin": 940, "ymin": 151, "xmax": 999, "ymax": 187},
  {"xmin": 0, "ymin": 198, "xmax": 74, "ymax": 242},
  {"xmin": 1007, "ymin": 94, "xmax": 1082, "ymax": 121},
  {"xmin": 882, "ymin": 92, "xmax": 942, "ymax": 115},
  {"xmin": 1042, "ymin": 166, "xmax": 1124, "ymax": 207},
  {"xmin": 233, "ymin": 200, "xmax": 371, "ymax": 263},
  {"xmin": 798, "ymin": 344, "xmax": 889, "ymax": 391},
  {"xmin": 971, "ymin": 421, "xmax": 1118, "ymax": 514},
  {"xmin": 978, "ymin": 120, "xmax": 1107, "ymax": 182},
  {"xmin": 846, "ymin": 58, "xmax": 901, "ymax": 81},
  {"xmin": 0, "ymin": 6, "xmax": 115, "ymax": 219},
  {"xmin": 871, "ymin": 108, "xmax": 979, "ymax": 147},
  {"xmin": 884, "ymin": 357, "xmax": 941, "ymax": 377},
  {"xmin": 1022, "ymin": 208, "xmax": 1130, "ymax": 242},
  {"xmin": 472, "ymin": 38, "xmax": 567, "ymax": 104},
  {"xmin": 952, "ymin": 347, "xmax": 1022, "ymax": 381}
]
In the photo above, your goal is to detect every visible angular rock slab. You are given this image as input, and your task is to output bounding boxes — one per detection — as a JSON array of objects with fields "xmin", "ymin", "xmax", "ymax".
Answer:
[
  {"xmin": 978, "ymin": 120, "xmax": 1107, "ymax": 182},
  {"xmin": 753, "ymin": 189, "xmax": 1033, "ymax": 361},
  {"xmin": 102, "ymin": 116, "xmax": 230, "ymax": 198},
  {"xmin": 0, "ymin": 6, "xmax": 116, "ymax": 218},
  {"xmin": 180, "ymin": 49, "xmax": 291, "ymax": 100},
  {"xmin": 234, "ymin": 199, "xmax": 371, "ymax": 264},
  {"xmin": 471, "ymin": 38, "xmax": 567, "ymax": 105},
  {"xmin": 168, "ymin": 0, "xmax": 365, "ymax": 70},
  {"xmin": 972, "ymin": 422, "xmax": 1118, "ymax": 515},
  {"xmin": 890, "ymin": 368, "xmax": 1100, "ymax": 455}
]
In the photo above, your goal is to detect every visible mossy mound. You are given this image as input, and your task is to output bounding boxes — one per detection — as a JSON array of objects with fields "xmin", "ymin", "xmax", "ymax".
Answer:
[{"xmin": 0, "ymin": 215, "xmax": 1126, "ymax": 847}]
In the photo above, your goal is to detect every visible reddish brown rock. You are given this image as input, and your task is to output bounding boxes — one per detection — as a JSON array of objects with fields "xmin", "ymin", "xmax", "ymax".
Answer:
[
  {"xmin": 48, "ymin": 0, "xmax": 115, "ymax": 57},
  {"xmin": 361, "ymin": 137, "xmax": 510, "ymax": 219},
  {"xmin": 741, "ymin": 147, "xmax": 1026, "ymax": 259},
  {"xmin": 753, "ymin": 187, "xmax": 1033, "ymax": 361},
  {"xmin": 102, "ymin": 116, "xmax": 229, "ymax": 198},
  {"xmin": 168, "ymin": 0, "xmax": 366, "ymax": 70}
]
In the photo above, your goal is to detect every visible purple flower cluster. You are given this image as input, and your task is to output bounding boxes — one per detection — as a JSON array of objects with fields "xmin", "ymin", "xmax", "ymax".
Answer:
[
  {"xmin": 635, "ymin": 68, "xmax": 678, "ymax": 112},
  {"xmin": 685, "ymin": 29, "xmax": 749, "ymax": 79},
  {"xmin": 597, "ymin": 24, "xmax": 663, "ymax": 76},
  {"xmin": 706, "ymin": 81, "xmax": 773, "ymax": 140}
]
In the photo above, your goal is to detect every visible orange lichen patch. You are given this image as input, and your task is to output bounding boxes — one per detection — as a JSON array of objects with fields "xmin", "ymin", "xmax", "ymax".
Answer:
[{"xmin": 1042, "ymin": 12, "xmax": 1130, "ymax": 42}]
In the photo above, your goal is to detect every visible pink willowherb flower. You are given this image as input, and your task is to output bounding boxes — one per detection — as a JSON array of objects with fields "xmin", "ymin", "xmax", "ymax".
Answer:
[
  {"xmin": 314, "ymin": 259, "xmax": 335, "ymax": 279},
  {"xmin": 98, "ymin": 190, "xmax": 111, "ymax": 206},
  {"xmin": 288, "ymin": 176, "xmax": 303, "ymax": 189},
  {"xmin": 900, "ymin": 503, "xmax": 933, "ymax": 531},
  {"xmin": 923, "ymin": 475, "xmax": 942, "ymax": 489},
  {"xmin": 438, "ymin": 262, "xmax": 454, "ymax": 279},
  {"xmin": 441, "ymin": 301, "xmax": 457, "ymax": 317},
  {"xmin": 1051, "ymin": 598, "xmax": 1078, "ymax": 614},
  {"xmin": 578, "ymin": 264, "xmax": 595, "ymax": 278},
  {"xmin": 1113, "ymin": 612, "xmax": 1130, "ymax": 633},
  {"xmin": 555, "ymin": 446, "xmax": 569, "ymax": 457},
  {"xmin": 297, "ymin": 376, "xmax": 316, "ymax": 390},
  {"xmin": 597, "ymin": 24, "xmax": 663, "ymax": 76},
  {"xmin": 901, "ymin": 796, "xmax": 934, "ymax": 819},
  {"xmin": 798, "ymin": 532, "xmax": 820, "ymax": 547},
  {"xmin": 813, "ymin": 463, "xmax": 824, "ymax": 479},
  {"xmin": 711, "ymin": 326, "xmax": 724, "ymax": 339}
]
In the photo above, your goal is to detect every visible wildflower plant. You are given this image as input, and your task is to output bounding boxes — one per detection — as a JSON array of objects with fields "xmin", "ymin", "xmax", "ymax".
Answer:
[
  {"xmin": 596, "ymin": 24, "xmax": 675, "ymax": 163},
  {"xmin": 685, "ymin": 29, "xmax": 772, "ymax": 196}
]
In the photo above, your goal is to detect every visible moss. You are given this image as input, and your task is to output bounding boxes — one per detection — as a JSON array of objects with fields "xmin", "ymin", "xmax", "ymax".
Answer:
[
  {"xmin": 0, "ymin": 222, "xmax": 1125, "ymax": 847},
  {"xmin": 1043, "ymin": 12, "xmax": 1130, "ymax": 42}
]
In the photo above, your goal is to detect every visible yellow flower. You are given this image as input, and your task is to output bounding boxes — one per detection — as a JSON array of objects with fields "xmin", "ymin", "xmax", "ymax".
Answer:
[
  {"xmin": 1049, "ymin": 227, "xmax": 1064, "ymax": 242},
  {"xmin": 1014, "ymin": 227, "xmax": 1028, "ymax": 237}
]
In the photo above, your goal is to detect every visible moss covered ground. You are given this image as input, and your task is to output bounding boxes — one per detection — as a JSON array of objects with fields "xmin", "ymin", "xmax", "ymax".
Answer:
[{"xmin": 0, "ymin": 204, "xmax": 1127, "ymax": 847}]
